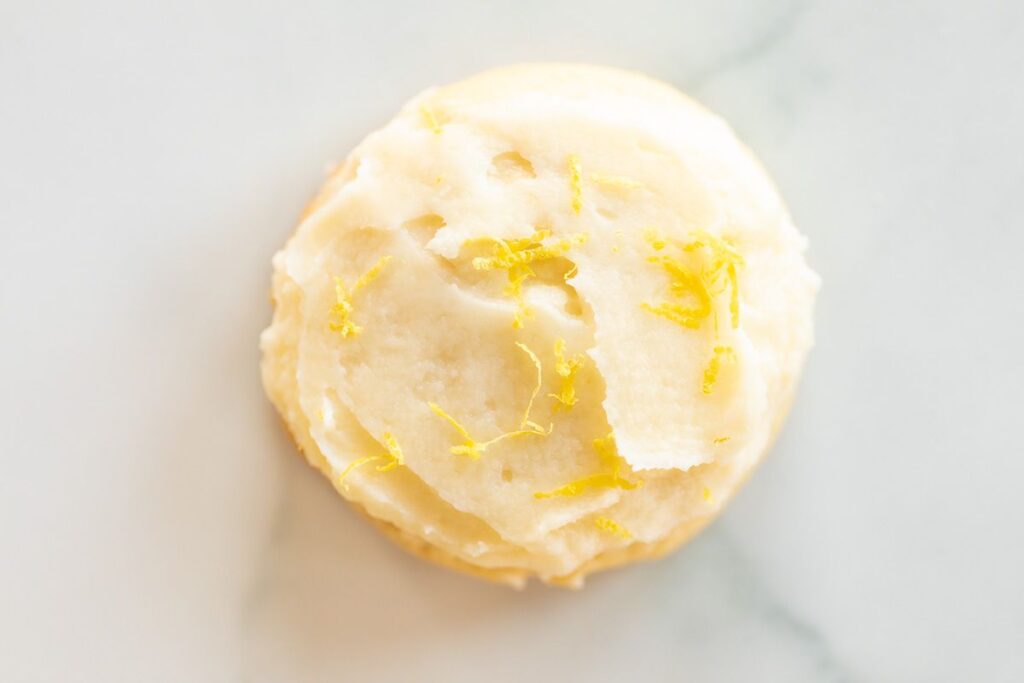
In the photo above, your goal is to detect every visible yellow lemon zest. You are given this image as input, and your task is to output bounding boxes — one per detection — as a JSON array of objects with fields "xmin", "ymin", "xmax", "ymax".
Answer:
[
  {"xmin": 534, "ymin": 472, "xmax": 641, "ymax": 499},
  {"xmin": 702, "ymin": 486, "xmax": 714, "ymax": 502},
  {"xmin": 377, "ymin": 431, "xmax": 404, "ymax": 472},
  {"xmin": 685, "ymin": 229, "xmax": 745, "ymax": 265},
  {"xmin": 336, "ymin": 455, "xmax": 383, "ymax": 490},
  {"xmin": 329, "ymin": 279, "xmax": 357, "ymax": 336},
  {"xmin": 548, "ymin": 338, "xmax": 585, "ymax": 411},
  {"xmin": 514, "ymin": 342, "xmax": 551, "ymax": 434},
  {"xmin": 701, "ymin": 345, "xmax": 736, "ymax": 394},
  {"xmin": 591, "ymin": 173, "xmax": 643, "ymax": 191},
  {"xmin": 431, "ymin": 344, "xmax": 549, "ymax": 459},
  {"xmin": 434, "ymin": 175, "xmax": 444, "ymax": 186},
  {"xmin": 534, "ymin": 432, "xmax": 642, "ymax": 499},
  {"xmin": 641, "ymin": 228, "xmax": 744, "ymax": 334},
  {"xmin": 594, "ymin": 516, "xmax": 633, "ymax": 540},
  {"xmin": 472, "ymin": 230, "xmax": 588, "ymax": 328},
  {"xmin": 328, "ymin": 255, "xmax": 393, "ymax": 337},
  {"xmin": 335, "ymin": 431, "xmax": 405, "ymax": 490},
  {"xmin": 684, "ymin": 229, "xmax": 744, "ymax": 328},
  {"xmin": 593, "ymin": 432, "xmax": 627, "ymax": 472},
  {"xmin": 640, "ymin": 301, "xmax": 705, "ymax": 330},
  {"xmin": 643, "ymin": 228, "xmax": 668, "ymax": 251},
  {"xmin": 641, "ymin": 229, "xmax": 748, "ymax": 394},
  {"xmin": 640, "ymin": 252, "xmax": 714, "ymax": 330},
  {"xmin": 472, "ymin": 230, "xmax": 587, "ymax": 271},
  {"xmin": 420, "ymin": 105, "xmax": 443, "ymax": 134},
  {"xmin": 352, "ymin": 255, "xmax": 392, "ymax": 291},
  {"xmin": 428, "ymin": 402, "xmax": 484, "ymax": 459},
  {"xmin": 713, "ymin": 436, "xmax": 731, "ymax": 445},
  {"xmin": 568, "ymin": 154, "xmax": 583, "ymax": 214}
]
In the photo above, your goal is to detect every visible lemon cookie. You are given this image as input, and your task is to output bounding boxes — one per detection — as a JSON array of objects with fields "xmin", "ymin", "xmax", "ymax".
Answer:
[{"xmin": 260, "ymin": 64, "xmax": 819, "ymax": 587}]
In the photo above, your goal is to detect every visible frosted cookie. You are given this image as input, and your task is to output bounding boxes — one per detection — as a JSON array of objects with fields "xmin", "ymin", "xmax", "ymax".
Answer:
[{"xmin": 260, "ymin": 64, "xmax": 819, "ymax": 588}]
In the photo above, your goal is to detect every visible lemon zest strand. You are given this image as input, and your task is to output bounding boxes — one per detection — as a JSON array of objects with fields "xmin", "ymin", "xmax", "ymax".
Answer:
[
  {"xmin": 639, "ymin": 250, "xmax": 713, "ymax": 330},
  {"xmin": 701, "ymin": 345, "xmax": 736, "ymax": 395},
  {"xmin": 534, "ymin": 473, "xmax": 640, "ymax": 499},
  {"xmin": 429, "ymin": 402, "xmax": 484, "ymax": 460},
  {"xmin": 591, "ymin": 173, "xmax": 643, "ymax": 191},
  {"xmin": 377, "ymin": 431, "xmax": 405, "ymax": 472},
  {"xmin": 471, "ymin": 230, "xmax": 587, "ymax": 328},
  {"xmin": 641, "ymin": 228, "xmax": 744, "ymax": 332},
  {"xmin": 336, "ymin": 455, "xmax": 383, "ymax": 490},
  {"xmin": 702, "ymin": 486, "xmax": 714, "ymax": 502},
  {"xmin": 685, "ymin": 229, "xmax": 745, "ymax": 266},
  {"xmin": 594, "ymin": 516, "xmax": 633, "ymax": 540},
  {"xmin": 328, "ymin": 277, "xmax": 357, "ymax": 336},
  {"xmin": 643, "ymin": 228, "xmax": 668, "ymax": 251},
  {"xmin": 534, "ymin": 432, "xmax": 642, "ymax": 499},
  {"xmin": 641, "ymin": 229, "xmax": 746, "ymax": 395},
  {"xmin": 472, "ymin": 230, "xmax": 587, "ymax": 270},
  {"xmin": 592, "ymin": 432, "xmax": 621, "ymax": 471},
  {"xmin": 335, "ymin": 431, "xmax": 405, "ymax": 489},
  {"xmin": 352, "ymin": 255, "xmax": 392, "ymax": 292},
  {"xmin": 430, "ymin": 344, "xmax": 549, "ymax": 459},
  {"xmin": 420, "ymin": 105, "xmax": 443, "ymax": 134},
  {"xmin": 657, "ymin": 254, "xmax": 713, "ymax": 309},
  {"xmin": 568, "ymin": 154, "xmax": 583, "ymax": 214},
  {"xmin": 713, "ymin": 436, "xmax": 731, "ymax": 445},
  {"xmin": 548, "ymin": 338, "xmax": 585, "ymax": 411},
  {"xmin": 640, "ymin": 301, "xmax": 704, "ymax": 330},
  {"xmin": 329, "ymin": 255, "xmax": 392, "ymax": 337},
  {"xmin": 514, "ymin": 342, "xmax": 550, "ymax": 433},
  {"xmin": 685, "ymin": 229, "xmax": 744, "ymax": 328},
  {"xmin": 728, "ymin": 262, "xmax": 740, "ymax": 329}
]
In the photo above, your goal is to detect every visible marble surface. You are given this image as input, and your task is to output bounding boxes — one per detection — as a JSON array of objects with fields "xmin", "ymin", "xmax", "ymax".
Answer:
[{"xmin": 3, "ymin": 1, "xmax": 1023, "ymax": 681}]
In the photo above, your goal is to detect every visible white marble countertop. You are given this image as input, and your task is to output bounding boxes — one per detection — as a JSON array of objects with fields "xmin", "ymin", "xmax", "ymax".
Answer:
[{"xmin": 3, "ymin": 1, "xmax": 1022, "ymax": 681}]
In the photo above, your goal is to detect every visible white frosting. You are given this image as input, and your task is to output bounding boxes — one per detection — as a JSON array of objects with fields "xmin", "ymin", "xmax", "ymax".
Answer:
[{"xmin": 260, "ymin": 64, "xmax": 819, "ymax": 583}]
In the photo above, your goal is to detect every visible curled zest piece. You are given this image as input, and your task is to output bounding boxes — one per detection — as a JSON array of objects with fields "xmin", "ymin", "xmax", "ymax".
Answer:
[
  {"xmin": 514, "ymin": 342, "xmax": 550, "ymax": 434},
  {"xmin": 336, "ymin": 455, "xmax": 382, "ymax": 490},
  {"xmin": 640, "ymin": 254, "xmax": 712, "ymax": 330},
  {"xmin": 594, "ymin": 516, "xmax": 633, "ymax": 540},
  {"xmin": 429, "ymin": 403, "xmax": 485, "ymax": 459},
  {"xmin": 640, "ymin": 228, "xmax": 744, "ymax": 331},
  {"xmin": 335, "ymin": 431, "xmax": 405, "ymax": 490},
  {"xmin": 701, "ymin": 345, "xmax": 736, "ymax": 395},
  {"xmin": 684, "ymin": 229, "xmax": 745, "ymax": 329},
  {"xmin": 430, "ymin": 343, "xmax": 550, "ymax": 460},
  {"xmin": 640, "ymin": 229, "xmax": 746, "ymax": 394},
  {"xmin": 548, "ymin": 338, "xmax": 585, "ymax": 411},
  {"xmin": 329, "ymin": 255, "xmax": 393, "ymax": 337},
  {"xmin": 534, "ymin": 432, "xmax": 642, "ymax": 499},
  {"xmin": 713, "ymin": 436, "xmax": 731, "ymax": 445},
  {"xmin": 419, "ymin": 105, "xmax": 443, "ymax": 134},
  {"xmin": 472, "ymin": 230, "xmax": 588, "ymax": 328},
  {"xmin": 377, "ymin": 431, "xmax": 405, "ymax": 472},
  {"xmin": 568, "ymin": 154, "xmax": 583, "ymax": 214}
]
